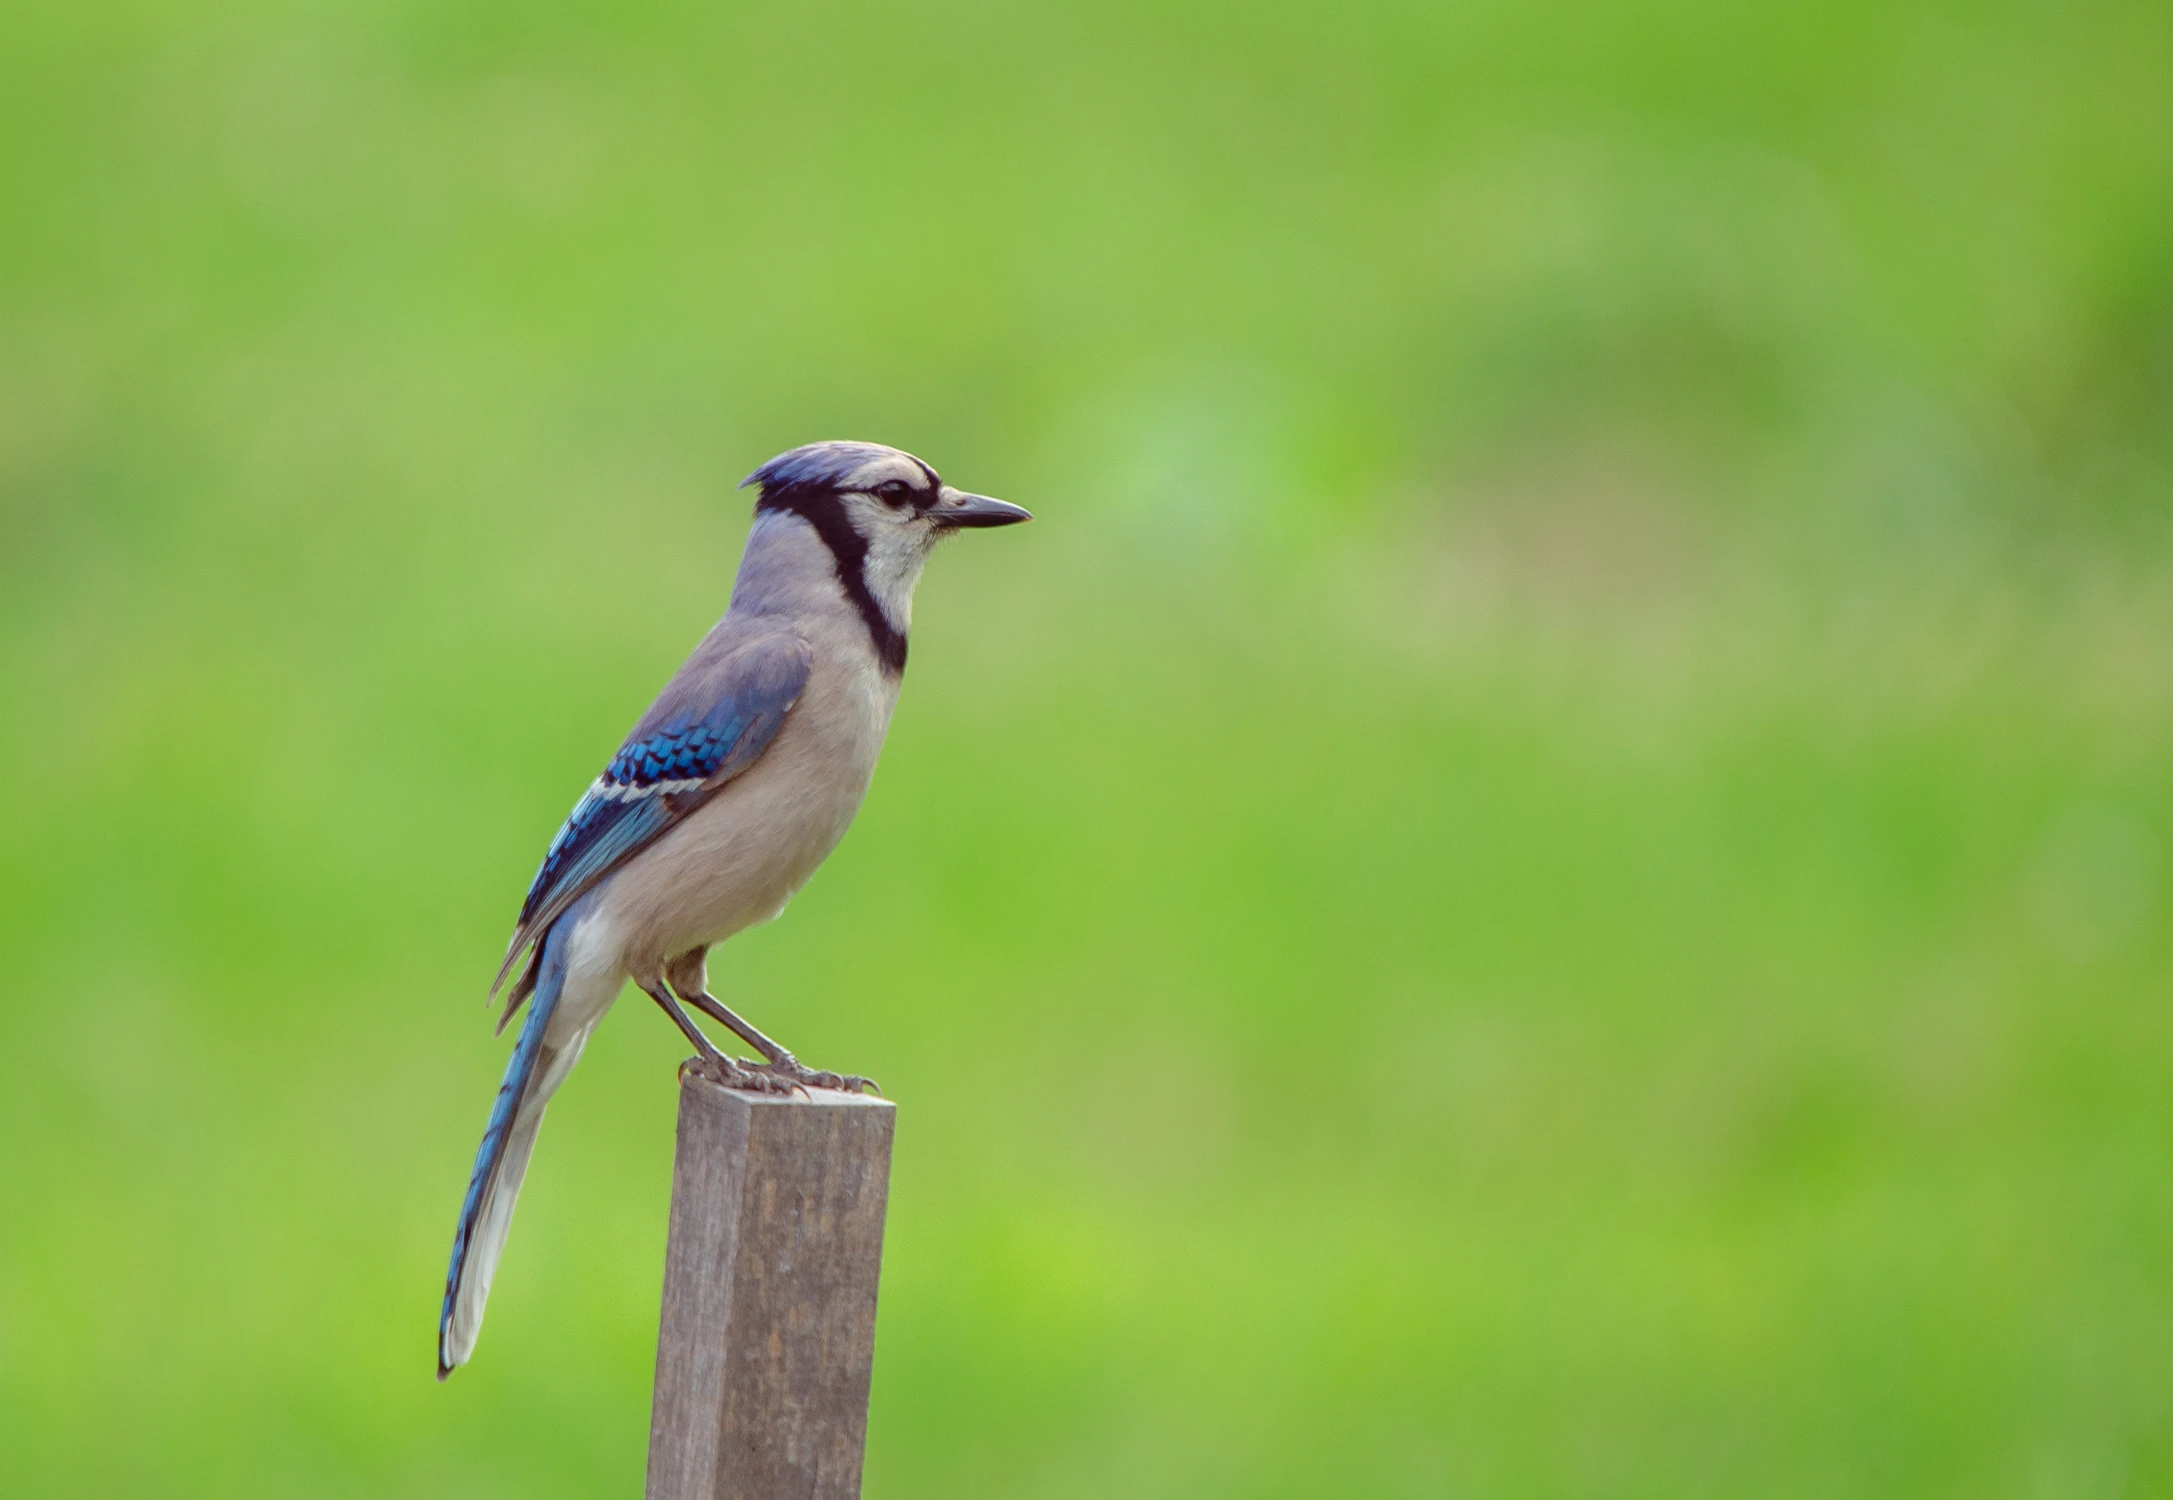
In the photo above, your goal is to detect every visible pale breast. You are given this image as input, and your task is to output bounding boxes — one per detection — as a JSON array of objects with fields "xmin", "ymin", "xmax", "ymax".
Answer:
[{"xmin": 596, "ymin": 637, "xmax": 899, "ymax": 974}]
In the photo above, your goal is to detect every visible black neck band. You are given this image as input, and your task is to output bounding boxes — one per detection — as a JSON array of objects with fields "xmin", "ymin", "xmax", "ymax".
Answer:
[{"xmin": 756, "ymin": 486, "xmax": 907, "ymax": 675}]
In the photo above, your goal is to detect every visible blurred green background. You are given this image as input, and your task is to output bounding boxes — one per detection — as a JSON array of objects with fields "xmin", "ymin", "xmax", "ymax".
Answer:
[{"xmin": 3, "ymin": 0, "xmax": 2171, "ymax": 1495}]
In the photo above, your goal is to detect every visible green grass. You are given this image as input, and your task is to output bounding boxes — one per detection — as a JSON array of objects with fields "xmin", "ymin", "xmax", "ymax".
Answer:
[{"xmin": 2, "ymin": 1, "xmax": 2171, "ymax": 1495}]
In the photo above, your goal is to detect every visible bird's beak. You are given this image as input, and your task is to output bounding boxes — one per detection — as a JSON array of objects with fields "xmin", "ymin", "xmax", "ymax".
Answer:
[{"xmin": 933, "ymin": 487, "xmax": 1033, "ymax": 528}]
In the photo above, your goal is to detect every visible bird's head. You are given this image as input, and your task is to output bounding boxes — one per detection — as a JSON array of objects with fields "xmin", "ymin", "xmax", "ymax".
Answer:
[
  {"xmin": 739, "ymin": 440, "xmax": 1031, "ymax": 670},
  {"xmin": 742, "ymin": 440, "xmax": 1030, "ymax": 537}
]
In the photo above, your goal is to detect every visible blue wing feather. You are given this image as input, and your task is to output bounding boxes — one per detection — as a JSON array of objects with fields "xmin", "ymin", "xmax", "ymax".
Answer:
[{"xmin": 490, "ymin": 631, "xmax": 812, "ymax": 1011}]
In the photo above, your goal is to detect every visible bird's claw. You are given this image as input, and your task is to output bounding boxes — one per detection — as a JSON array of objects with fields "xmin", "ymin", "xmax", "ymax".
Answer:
[
  {"xmin": 680, "ymin": 1052, "xmax": 798, "ymax": 1094},
  {"xmin": 750, "ymin": 1054, "xmax": 881, "ymax": 1097}
]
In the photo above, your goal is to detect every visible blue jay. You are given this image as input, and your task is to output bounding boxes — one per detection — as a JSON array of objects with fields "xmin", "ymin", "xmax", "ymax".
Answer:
[{"xmin": 438, "ymin": 441, "xmax": 1030, "ymax": 1378}]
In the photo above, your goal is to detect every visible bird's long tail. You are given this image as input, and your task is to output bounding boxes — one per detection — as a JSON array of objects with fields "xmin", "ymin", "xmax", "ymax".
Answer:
[{"xmin": 438, "ymin": 914, "xmax": 593, "ymax": 1378}]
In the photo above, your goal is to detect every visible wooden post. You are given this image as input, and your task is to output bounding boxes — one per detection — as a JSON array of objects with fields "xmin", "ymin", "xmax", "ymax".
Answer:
[{"xmin": 645, "ymin": 1075, "xmax": 897, "ymax": 1500}]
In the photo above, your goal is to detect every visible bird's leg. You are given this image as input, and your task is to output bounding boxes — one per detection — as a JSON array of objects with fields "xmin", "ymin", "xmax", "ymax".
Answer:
[
  {"xmin": 662, "ymin": 949, "xmax": 878, "ymax": 1095},
  {"xmin": 673, "ymin": 983, "xmax": 879, "ymax": 1096},
  {"xmin": 637, "ymin": 980, "xmax": 793, "ymax": 1094}
]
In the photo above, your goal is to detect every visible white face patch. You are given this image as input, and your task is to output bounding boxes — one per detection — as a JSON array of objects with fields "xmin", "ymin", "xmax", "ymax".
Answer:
[{"xmin": 839, "ymin": 491, "xmax": 938, "ymax": 634}]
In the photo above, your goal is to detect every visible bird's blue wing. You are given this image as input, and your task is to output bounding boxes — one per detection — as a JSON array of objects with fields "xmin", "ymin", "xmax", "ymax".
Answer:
[{"xmin": 490, "ymin": 631, "xmax": 813, "ymax": 1020}]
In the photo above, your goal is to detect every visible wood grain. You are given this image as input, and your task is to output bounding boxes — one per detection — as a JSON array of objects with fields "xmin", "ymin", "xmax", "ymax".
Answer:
[{"xmin": 645, "ymin": 1075, "xmax": 896, "ymax": 1500}]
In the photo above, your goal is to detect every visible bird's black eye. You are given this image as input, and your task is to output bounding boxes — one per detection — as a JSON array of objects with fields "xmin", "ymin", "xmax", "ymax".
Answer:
[{"xmin": 875, "ymin": 479, "xmax": 916, "ymax": 509}]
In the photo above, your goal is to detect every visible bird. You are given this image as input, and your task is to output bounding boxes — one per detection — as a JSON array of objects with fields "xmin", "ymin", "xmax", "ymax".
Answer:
[{"xmin": 437, "ymin": 440, "xmax": 1031, "ymax": 1379}]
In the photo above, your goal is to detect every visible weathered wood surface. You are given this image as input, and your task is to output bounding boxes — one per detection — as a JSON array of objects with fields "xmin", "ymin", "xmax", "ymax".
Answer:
[{"xmin": 646, "ymin": 1075, "xmax": 897, "ymax": 1500}]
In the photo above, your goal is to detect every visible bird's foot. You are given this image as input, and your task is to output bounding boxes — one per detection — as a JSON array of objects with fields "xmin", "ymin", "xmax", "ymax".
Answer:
[
  {"xmin": 748, "ymin": 1051, "xmax": 880, "ymax": 1097},
  {"xmin": 679, "ymin": 1051, "xmax": 800, "ymax": 1095}
]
